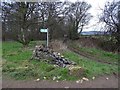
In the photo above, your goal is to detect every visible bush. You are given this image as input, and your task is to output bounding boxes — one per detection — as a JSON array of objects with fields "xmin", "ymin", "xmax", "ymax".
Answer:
[{"xmin": 99, "ymin": 40, "xmax": 117, "ymax": 52}]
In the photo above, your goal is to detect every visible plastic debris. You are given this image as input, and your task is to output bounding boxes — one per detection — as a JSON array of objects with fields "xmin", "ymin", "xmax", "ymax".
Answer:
[
  {"xmin": 35, "ymin": 78, "xmax": 40, "ymax": 81},
  {"xmin": 106, "ymin": 77, "xmax": 109, "ymax": 80},
  {"xmin": 64, "ymin": 86, "xmax": 69, "ymax": 88},
  {"xmin": 76, "ymin": 80, "xmax": 80, "ymax": 83},
  {"xmin": 43, "ymin": 77, "xmax": 46, "ymax": 79},
  {"xmin": 53, "ymin": 76, "xmax": 56, "ymax": 80},
  {"xmin": 92, "ymin": 76, "xmax": 95, "ymax": 80},
  {"xmin": 57, "ymin": 76, "xmax": 61, "ymax": 79},
  {"xmin": 82, "ymin": 77, "xmax": 89, "ymax": 81},
  {"xmin": 80, "ymin": 79, "xmax": 83, "ymax": 83},
  {"xmin": 56, "ymin": 80, "xmax": 59, "ymax": 82}
]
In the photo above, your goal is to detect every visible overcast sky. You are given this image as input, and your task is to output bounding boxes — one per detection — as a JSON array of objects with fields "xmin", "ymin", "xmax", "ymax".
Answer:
[
  {"xmin": 2, "ymin": 0, "xmax": 116, "ymax": 31},
  {"xmin": 65, "ymin": 0, "xmax": 114, "ymax": 32}
]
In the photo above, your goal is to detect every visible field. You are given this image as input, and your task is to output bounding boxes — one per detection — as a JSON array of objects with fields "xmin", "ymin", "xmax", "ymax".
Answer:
[{"xmin": 2, "ymin": 41, "xmax": 118, "ymax": 81}]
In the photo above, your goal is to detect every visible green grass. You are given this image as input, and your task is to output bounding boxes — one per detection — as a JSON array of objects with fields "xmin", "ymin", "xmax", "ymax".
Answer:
[
  {"xmin": 69, "ymin": 42, "xmax": 118, "ymax": 63},
  {"xmin": 79, "ymin": 47, "xmax": 118, "ymax": 62},
  {"xmin": 2, "ymin": 41, "xmax": 118, "ymax": 81},
  {"xmin": 2, "ymin": 41, "xmax": 79, "ymax": 80},
  {"xmin": 62, "ymin": 50, "xmax": 118, "ymax": 78}
]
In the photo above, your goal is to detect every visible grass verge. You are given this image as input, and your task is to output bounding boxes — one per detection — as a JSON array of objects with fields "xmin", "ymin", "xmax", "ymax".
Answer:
[
  {"xmin": 2, "ymin": 41, "xmax": 118, "ymax": 80},
  {"xmin": 68, "ymin": 41, "xmax": 118, "ymax": 64}
]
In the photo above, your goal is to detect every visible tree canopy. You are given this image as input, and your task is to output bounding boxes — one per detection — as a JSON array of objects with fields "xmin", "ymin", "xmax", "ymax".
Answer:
[{"xmin": 2, "ymin": 1, "xmax": 92, "ymax": 46}]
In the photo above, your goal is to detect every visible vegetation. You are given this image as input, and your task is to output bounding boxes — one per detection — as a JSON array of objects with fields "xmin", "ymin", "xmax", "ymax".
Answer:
[
  {"xmin": 100, "ymin": 1, "xmax": 120, "ymax": 51},
  {"xmin": 1, "ymin": 0, "xmax": 119, "ymax": 83},
  {"xmin": 62, "ymin": 50, "xmax": 118, "ymax": 78},
  {"xmin": 2, "ymin": 1, "xmax": 92, "ymax": 45},
  {"xmin": 68, "ymin": 41, "xmax": 118, "ymax": 64},
  {"xmin": 2, "ymin": 41, "xmax": 118, "ymax": 80}
]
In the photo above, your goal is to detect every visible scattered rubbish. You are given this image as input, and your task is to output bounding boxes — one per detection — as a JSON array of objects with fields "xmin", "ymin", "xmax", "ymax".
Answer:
[
  {"xmin": 53, "ymin": 76, "xmax": 56, "ymax": 80},
  {"xmin": 80, "ymin": 79, "xmax": 83, "ymax": 83},
  {"xmin": 61, "ymin": 55, "xmax": 64, "ymax": 58},
  {"xmin": 64, "ymin": 86, "xmax": 69, "ymax": 88},
  {"xmin": 43, "ymin": 77, "xmax": 46, "ymax": 79},
  {"xmin": 15, "ymin": 67, "xmax": 28, "ymax": 69},
  {"xmin": 82, "ymin": 77, "xmax": 89, "ymax": 81},
  {"xmin": 35, "ymin": 78, "xmax": 40, "ymax": 82},
  {"xmin": 57, "ymin": 53, "xmax": 60, "ymax": 56},
  {"xmin": 106, "ymin": 77, "xmax": 109, "ymax": 80},
  {"xmin": 68, "ymin": 66, "xmax": 82, "ymax": 70},
  {"xmin": 53, "ymin": 65, "xmax": 59, "ymax": 67},
  {"xmin": 56, "ymin": 80, "xmax": 59, "ymax": 82},
  {"xmin": 63, "ymin": 79, "xmax": 66, "ymax": 81},
  {"xmin": 92, "ymin": 76, "xmax": 95, "ymax": 80},
  {"xmin": 76, "ymin": 80, "xmax": 79, "ymax": 83},
  {"xmin": 57, "ymin": 76, "xmax": 61, "ymax": 79},
  {"xmin": 76, "ymin": 80, "xmax": 80, "ymax": 83}
]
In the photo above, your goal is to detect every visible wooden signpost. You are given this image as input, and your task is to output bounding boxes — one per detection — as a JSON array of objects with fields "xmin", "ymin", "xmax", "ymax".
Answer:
[{"xmin": 40, "ymin": 28, "xmax": 48, "ymax": 47}]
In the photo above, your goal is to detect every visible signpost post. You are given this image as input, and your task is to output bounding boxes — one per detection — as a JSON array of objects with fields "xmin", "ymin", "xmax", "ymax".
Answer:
[{"xmin": 40, "ymin": 28, "xmax": 48, "ymax": 47}]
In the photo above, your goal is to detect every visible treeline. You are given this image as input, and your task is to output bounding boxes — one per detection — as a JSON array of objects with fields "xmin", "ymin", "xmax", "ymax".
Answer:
[
  {"xmin": 2, "ymin": 1, "xmax": 120, "ymax": 52},
  {"xmin": 2, "ymin": 1, "xmax": 92, "ymax": 46}
]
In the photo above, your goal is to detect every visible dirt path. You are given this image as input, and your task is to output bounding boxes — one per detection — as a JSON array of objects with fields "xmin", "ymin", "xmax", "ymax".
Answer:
[
  {"xmin": 2, "ymin": 75, "xmax": 118, "ymax": 88},
  {"xmin": 68, "ymin": 47, "xmax": 118, "ymax": 65}
]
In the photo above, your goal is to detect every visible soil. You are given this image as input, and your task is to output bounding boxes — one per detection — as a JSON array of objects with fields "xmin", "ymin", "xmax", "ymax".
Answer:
[{"xmin": 2, "ymin": 75, "xmax": 119, "ymax": 88}]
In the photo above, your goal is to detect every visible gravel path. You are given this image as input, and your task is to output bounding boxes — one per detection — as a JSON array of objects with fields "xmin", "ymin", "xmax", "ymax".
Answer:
[{"xmin": 2, "ymin": 75, "xmax": 118, "ymax": 88}]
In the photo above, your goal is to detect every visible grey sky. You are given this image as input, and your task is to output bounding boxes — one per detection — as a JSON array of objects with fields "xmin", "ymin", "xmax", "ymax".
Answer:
[
  {"xmin": 65, "ymin": 0, "xmax": 114, "ymax": 31},
  {"xmin": 2, "ymin": 0, "xmax": 116, "ymax": 31}
]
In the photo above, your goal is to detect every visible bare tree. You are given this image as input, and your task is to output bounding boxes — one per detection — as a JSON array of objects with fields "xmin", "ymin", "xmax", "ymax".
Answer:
[
  {"xmin": 2, "ymin": 1, "xmax": 92, "ymax": 43},
  {"xmin": 67, "ymin": 1, "xmax": 92, "ymax": 40},
  {"xmin": 100, "ymin": 1, "xmax": 120, "ymax": 51},
  {"xmin": 2, "ymin": 2, "xmax": 39, "ymax": 46},
  {"xmin": 38, "ymin": 2, "xmax": 68, "ymax": 40}
]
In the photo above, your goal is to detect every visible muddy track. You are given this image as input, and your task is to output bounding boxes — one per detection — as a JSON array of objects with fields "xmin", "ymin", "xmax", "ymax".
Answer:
[{"xmin": 68, "ymin": 46, "xmax": 118, "ymax": 65}]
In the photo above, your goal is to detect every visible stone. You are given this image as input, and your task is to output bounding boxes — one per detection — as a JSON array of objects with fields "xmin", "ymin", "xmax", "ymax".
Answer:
[{"xmin": 31, "ymin": 45, "xmax": 76, "ymax": 68}]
